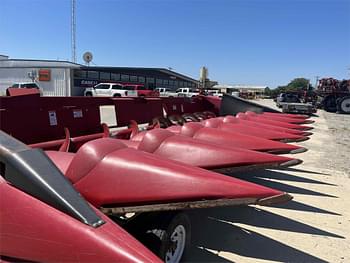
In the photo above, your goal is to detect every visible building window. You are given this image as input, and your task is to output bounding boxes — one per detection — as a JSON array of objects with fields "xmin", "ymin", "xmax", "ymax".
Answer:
[
  {"xmin": 130, "ymin": 75, "xmax": 138, "ymax": 82},
  {"xmin": 138, "ymin": 76, "xmax": 145, "ymax": 83},
  {"xmin": 169, "ymin": 80, "xmax": 175, "ymax": 86},
  {"xmin": 146, "ymin": 77, "xmax": 155, "ymax": 84},
  {"xmin": 121, "ymin": 74, "xmax": 129, "ymax": 82},
  {"xmin": 95, "ymin": 84, "xmax": 110, "ymax": 89},
  {"xmin": 74, "ymin": 70, "xmax": 87, "ymax": 78},
  {"xmin": 156, "ymin": 79, "xmax": 163, "ymax": 85},
  {"xmin": 111, "ymin": 73, "xmax": 120, "ymax": 81},
  {"xmin": 163, "ymin": 80, "xmax": 169, "ymax": 85},
  {"xmin": 112, "ymin": 84, "xmax": 124, "ymax": 90},
  {"xmin": 87, "ymin": 71, "xmax": 99, "ymax": 79},
  {"xmin": 100, "ymin": 72, "xmax": 111, "ymax": 80}
]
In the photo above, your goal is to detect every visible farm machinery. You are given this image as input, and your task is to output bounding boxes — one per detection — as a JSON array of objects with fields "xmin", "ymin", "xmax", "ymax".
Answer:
[
  {"xmin": 0, "ymin": 93, "xmax": 315, "ymax": 262},
  {"xmin": 316, "ymin": 78, "xmax": 350, "ymax": 113}
]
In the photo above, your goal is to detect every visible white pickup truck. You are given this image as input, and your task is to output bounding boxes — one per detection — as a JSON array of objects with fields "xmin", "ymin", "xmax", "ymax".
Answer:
[
  {"xmin": 154, "ymin": 87, "xmax": 178, "ymax": 97},
  {"xmin": 84, "ymin": 83, "xmax": 137, "ymax": 97},
  {"xmin": 176, "ymin": 88, "xmax": 200, "ymax": 97},
  {"xmin": 206, "ymin": 89, "xmax": 224, "ymax": 97}
]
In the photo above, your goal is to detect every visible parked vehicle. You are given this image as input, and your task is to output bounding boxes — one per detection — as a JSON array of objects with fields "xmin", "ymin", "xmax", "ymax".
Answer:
[
  {"xmin": 10, "ymin": 82, "xmax": 40, "ymax": 89},
  {"xmin": 84, "ymin": 83, "xmax": 137, "ymax": 97},
  {"xmin": 276, "ymin": 93, "xmax": 301, "ymax": 108},
  {"xmin": 176, "ymin": 87, "xmax": 200, "ymax": 97},
  {"xmin": 206, "ymin": 89, "xmax": 224, "ymax": 97},
  {"xmin": 316, "ymin": 78, "xmax": 350, "ymax": 113},
  {"xmin": 281, "ymin": 102, "xmax": 317, "ymax": 114},
  {"xmin": 155, "ymin": 87, "xmax": 178, "ymax": 97},
  {"xmin": 276, "ymin": 93, "xmax": 316, "ymax": 114},
  {"xmin": 9, "ymin": 82, "xmax": 43, "ymax": 95},
  {"xmin": 124, "ymin": 84, "xmax": 159, "ymax": 97}
]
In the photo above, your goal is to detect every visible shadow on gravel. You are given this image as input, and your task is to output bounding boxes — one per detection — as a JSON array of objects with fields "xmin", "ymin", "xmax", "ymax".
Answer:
[
  {"xmin": 280, "ymin": 167, "xmax": 331, "ymax": 176},
  {"xmin": 233, "ymin": 176, "xmax": 338, "ymax": 198},
  {"xmin": 187, "ymin": 207, "xmax": 330, "ymax": 262},
  {"xmin": 270, "ymin": 200, "xmax": 341, "ymax": 215},
  {"xmin": 236, "ymin": 169, "xmax": 335, "ymax": 186},
  {"xmin": 192, "ymin": 206, "xmax": 344, "ymax": 238},
  {"xmin": 185, "ymin": 247, "xmax": 232, "ymax": 262}
]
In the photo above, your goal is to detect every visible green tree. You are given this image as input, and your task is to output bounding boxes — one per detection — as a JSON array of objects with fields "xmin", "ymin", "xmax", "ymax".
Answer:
[
  {"xmin": 264, "ymin": 87, "xmax": 271, "ymax": 96},
  {"xmin": 268, "ymin": 78, "xmax": 311, "ymax": 98},
  {"xmin": 286, "ymin": 78, "xmax": 310, "ymax": 90}
]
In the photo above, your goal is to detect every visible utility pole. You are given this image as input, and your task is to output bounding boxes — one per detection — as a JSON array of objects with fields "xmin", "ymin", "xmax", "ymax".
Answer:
[{"xmin": 71, "ymin": 0, "xmax": 76, "ymax": 63}]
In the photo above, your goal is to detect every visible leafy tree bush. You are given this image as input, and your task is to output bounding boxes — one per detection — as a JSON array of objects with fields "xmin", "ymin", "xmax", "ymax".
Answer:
[{"xmin": 265, "ymin": 78, "xmax": 312, "ymax": 98}]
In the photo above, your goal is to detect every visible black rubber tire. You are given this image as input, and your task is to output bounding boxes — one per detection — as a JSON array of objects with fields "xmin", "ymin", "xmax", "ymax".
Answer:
[
  {"xmin": 113, "ymin": 93, "xmax": 121, "ymax": 97},
  {"xmin": 337, "ymin": 96, "xmax": 350, "ymax": 114},
  {"xmin": 323, "ymin": 95, "xmax": 337, "ymax": 112},
  {"xmin": 85, "ymin": 92, "xmax": 92, "ymax": 96},
  {"xmin": 158, "ymin": 213, "xmax": 191, "ymax": 263}
]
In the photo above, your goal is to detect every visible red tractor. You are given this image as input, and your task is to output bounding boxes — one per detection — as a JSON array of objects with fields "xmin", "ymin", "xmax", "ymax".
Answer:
[{"xmin": 316, "ymin": 78, "xmax": 350, "ymax": 113}]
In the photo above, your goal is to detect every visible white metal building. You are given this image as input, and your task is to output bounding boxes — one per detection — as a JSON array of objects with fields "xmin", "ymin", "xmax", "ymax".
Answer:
[
  {"xmin": 0, "ymin": 56, "xmax": 81, "ymax": 96},
  {"xmin": 0, "ymin": 56, "xmax": 198, "ymax": 96},
  {"xmin": 213, "ymin": 84, "xmax": 267, "ymax": 97}
]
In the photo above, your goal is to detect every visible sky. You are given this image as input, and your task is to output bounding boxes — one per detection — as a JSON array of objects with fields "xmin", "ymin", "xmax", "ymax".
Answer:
[{"xmin": 1, "ymin": 0, "xmax": 349, "ymax": 88}]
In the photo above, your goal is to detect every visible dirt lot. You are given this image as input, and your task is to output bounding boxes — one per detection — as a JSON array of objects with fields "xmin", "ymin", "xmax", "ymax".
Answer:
[{"xmin": 186, "ymin": 99, "xmax": 350, "ymax": 262}]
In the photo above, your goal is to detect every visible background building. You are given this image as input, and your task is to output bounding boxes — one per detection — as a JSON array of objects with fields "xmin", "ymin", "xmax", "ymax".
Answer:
[
  {"xmin": 0, "ymin": 56, "xmax": 80, "ymax": 96},
  {"xmin": 0, "ymin": 56, "xmax": 198, "ymax": 96},
  {"xmin": 73, "ymin": 66, "xmax": 198, "ymax": 96},
  {"xmin": 213, "ymin": 84, "xmax": 267, "ymax": 98}
]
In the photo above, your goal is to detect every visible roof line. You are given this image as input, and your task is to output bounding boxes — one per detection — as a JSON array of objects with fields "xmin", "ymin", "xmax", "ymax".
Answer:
[
  {"xmin": 2, "ymin": 58, "xmax": 82, "ymax": 66},
  {"xmin": 80, "ymin": 66, "xmax": 198, "ymax": 82}
]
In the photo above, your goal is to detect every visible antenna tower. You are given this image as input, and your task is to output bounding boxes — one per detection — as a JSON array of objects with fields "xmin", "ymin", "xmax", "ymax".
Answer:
[{"xmin": 71, "ymin": 0, "xmax": 76, "ymax": 63}]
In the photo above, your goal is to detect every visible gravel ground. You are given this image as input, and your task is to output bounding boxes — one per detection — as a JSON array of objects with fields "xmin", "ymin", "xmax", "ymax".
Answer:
[
  {"xmin": 186, "ymin": 99, "xmax": 350, "ymax": 263},
  {"xmin": 321, "ymin": 112, "xmax": 350, "ymax": 177},
  {"xmin": 258, "ymin": 99, "xmax": 350, "ymax": 177}
]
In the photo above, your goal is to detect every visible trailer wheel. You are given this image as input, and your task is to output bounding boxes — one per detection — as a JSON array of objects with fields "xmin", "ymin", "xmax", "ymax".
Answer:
[
  {"xmin": 323, "ymin": 95, "xmax": 337, "ymax": 112},
  {"xmin": 159, "ymin": 213, "xmax": 191, "ymax": 263},
  {"xmin": 338, "ymin": 96, "xmax": 350, "ymax": 114}
]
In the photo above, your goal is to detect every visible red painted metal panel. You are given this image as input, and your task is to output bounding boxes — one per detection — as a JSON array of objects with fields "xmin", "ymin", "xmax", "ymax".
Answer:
[
  {"xmin": 236, "ymin": 113, "xmax": 312, "ymax": 130},
  {"xmin": 112, "ymin": 97, "xmax": 163, "ymax": 126},
  {"xmin": 262, "ymin": 112, "xmax": 309, "ymax": 119},
  {"xmin": 176, "ymin": 122, "xmax": 304, "ymax": 153},
  {"xmin": 0, "ymin": 177, "xmax": 160, "ymax": 262},
  {"xmin": 46, "ymin": 138, "xmax": 286, "ymax": 207},
  {"xmin": 246, "ymin": 111, "xmax": 314, "ymax": 124},
  {"xmin": 129, "ymin": 128, "xmax": 297, "ymax": 169},
  {"xmin": 202, "ymin": 117, "xmax": 308, "ymax": 141},
  {"xmin": 225, "ymin": 115, "xmax": 310, "ymax": 136},
  {"xmin": 162, "ymin": 97, "xmax": 215, "ymax": 116}
]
